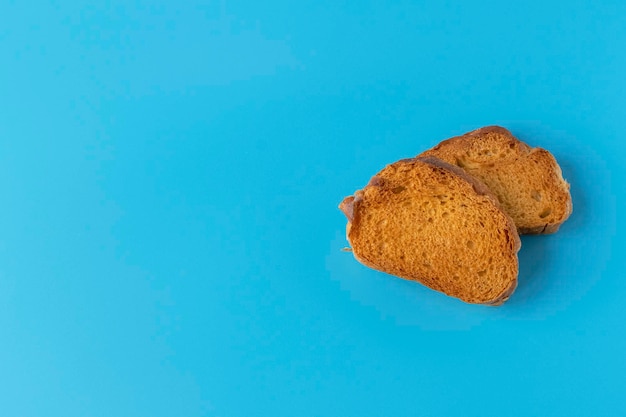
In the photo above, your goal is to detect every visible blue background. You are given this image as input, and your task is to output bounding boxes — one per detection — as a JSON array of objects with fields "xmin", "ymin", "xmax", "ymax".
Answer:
[{"xmin": 1, "ymin": 1, "xmax": 624, "ymax": 416}]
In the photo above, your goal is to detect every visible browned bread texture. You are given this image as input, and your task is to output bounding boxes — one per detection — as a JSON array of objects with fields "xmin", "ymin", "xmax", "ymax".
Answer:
[
  {"xmin": 420, "ymin": 126, "xmax": 572, "ymax": 234},
  {"xmin": 339, "ymin": 157, "xmax": 520, "ymax": 305}
]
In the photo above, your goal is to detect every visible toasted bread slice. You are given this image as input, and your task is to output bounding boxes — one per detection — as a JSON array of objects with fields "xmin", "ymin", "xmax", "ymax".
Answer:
[
  {"xmin": 339, "ymin": 157, "xmax": 520, "ymax": 305},
  {"xmin": 420, "ymin": 126, "xmax": 572, "ymax": 234}
]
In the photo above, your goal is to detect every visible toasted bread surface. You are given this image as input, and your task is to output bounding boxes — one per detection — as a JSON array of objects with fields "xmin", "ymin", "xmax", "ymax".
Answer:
[
  {"xmin": 420, "ymin": 126, "xmax": 572, "ymax": 234},
  {"xmin": 339, "ymin": 157, "xmax": 520, "ymax": 305}
]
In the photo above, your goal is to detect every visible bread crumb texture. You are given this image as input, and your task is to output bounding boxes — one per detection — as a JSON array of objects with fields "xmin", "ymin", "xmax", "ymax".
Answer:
[{"xmin": 340, "ymin": 157, "xmax": 520, "ymax": 305}]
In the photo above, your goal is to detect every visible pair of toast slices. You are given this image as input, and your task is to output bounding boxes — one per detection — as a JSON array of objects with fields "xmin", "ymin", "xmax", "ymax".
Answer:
[{"xmin": 339, "ymin": 126, "xmax": 572, "ymax": 305}]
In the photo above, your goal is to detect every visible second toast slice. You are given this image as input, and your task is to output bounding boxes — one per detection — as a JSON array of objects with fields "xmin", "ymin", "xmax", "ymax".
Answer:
[{"xmin": 419, "ymin": 126, "xmax": 572, "ymax": 234}]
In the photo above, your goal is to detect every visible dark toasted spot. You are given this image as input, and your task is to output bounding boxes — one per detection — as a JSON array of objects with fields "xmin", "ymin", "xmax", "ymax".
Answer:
[
  {"xmin": 369, "ymin": 176, "xmax": 385, "ymax": 187},
  {"xmin": 539, "ymin": 207, "xmax": 552, "ymax": 218}
]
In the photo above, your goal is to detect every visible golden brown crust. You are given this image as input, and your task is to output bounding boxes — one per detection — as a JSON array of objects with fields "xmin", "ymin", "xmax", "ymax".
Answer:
[{"xmin": 420, "ymin": 126, "xmax": 572, "ymax": 234}]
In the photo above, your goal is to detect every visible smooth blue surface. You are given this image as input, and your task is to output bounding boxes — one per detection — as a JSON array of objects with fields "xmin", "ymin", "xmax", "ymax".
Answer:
[{"xmin": 1, "ymin": 1, "xmax": 624, "ymax": 416}]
